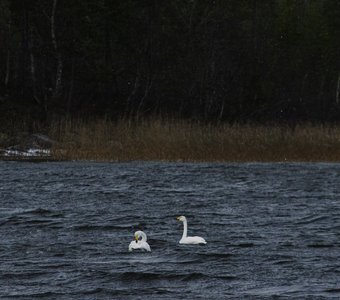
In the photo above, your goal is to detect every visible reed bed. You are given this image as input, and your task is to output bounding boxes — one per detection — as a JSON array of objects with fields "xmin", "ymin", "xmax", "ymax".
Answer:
[{"xmin": 47, "ymin": 119, "xmax": 340, "ymax": 162}]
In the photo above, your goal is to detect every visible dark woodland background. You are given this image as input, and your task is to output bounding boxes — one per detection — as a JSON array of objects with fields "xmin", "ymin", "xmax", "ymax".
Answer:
[{"xmin": 0, "ymin": 0, "xmax": 339, "ymax": 128}]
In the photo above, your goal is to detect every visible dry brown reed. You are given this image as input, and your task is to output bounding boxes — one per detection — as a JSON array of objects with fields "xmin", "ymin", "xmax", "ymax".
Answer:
[{"xmin": 47, "ymin": 118, "xmax": 340, "ymax": 162}]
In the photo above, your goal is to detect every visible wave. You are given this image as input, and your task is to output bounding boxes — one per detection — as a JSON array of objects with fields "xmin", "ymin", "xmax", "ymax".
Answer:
[
  {"xmin": 196, "ymin": 252, "xmax": 233, "ymax": 260},
  {"xmin": 72, "ymin": 224, "xmax": 133, "ymax": 231},
  {"xmin": 307, "ymin": 244, "xmax": 335, "ymax": 248},
  {"xmin": 295, "ymin": 215, "xmax": 328, "ymax": 225},
  {"xmin": 117, "ymin": 271, "xmax": 236, "ymax": 282},
  {"xmin": 0, "ymin": 207, "xmax": 65, "ymax": 226},
  {"xmin": 4, "ymin": 291, "xmax": 60, "ymax": 298},
  {"xmin": 324, "ymin": 288, "xmax": 340, "ymax": 293},
  {"xmin": 0, "ymin": 217, "xmax": 63, "ymax": 228}
]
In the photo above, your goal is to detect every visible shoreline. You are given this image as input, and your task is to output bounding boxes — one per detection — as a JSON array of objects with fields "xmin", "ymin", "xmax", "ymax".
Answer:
[
  {"xmin": 2, "ymin": 120, "xmax": 340, "ymax": 163},
  {"xmin": 2, "ymin": 155, "xmax": 340, "ymax": 163},
  {"xmin": 2, "ymin": 159, "xmax": 340, "ymax": 164}
]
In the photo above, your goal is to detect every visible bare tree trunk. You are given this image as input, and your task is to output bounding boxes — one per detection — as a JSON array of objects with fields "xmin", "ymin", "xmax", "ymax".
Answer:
[
  {"xmin": 5, "ymin": 48, "xmax": 10, "ymax": 88},
  {"xmin": 5, "ymin": 22, "xmax": 11, "ymax": 87},
  {"xmin": 28, "ymin": 24, "xmax": 40, "ymax": 105},
  {"xmin": 136, "ymin": 74, "xmax": 154, "ymax": 119},
  {"xmin": 20, "ymin": 6, "xmax": 29, "ymax": 99},
  {"xmin": 5, "ymin": 55, "xmax": 10, "ymax": 86},
  {"xmin": 51, "ymin": 0, "xmax": 62, "ymax": 97},
  {"xmin": 67, "ymin": 56, "xmax": 75, "ymax": 114},
  {"xmin": 126, "ymin": 69, "xmax": 141, "ymax": 116},
  {"xmin": 336, "ymin": 73, "xmax": 340, "ymax": 105},
  {"xmin": 218, "ymin": 100, "xmax": 225, "ymax": 121}
]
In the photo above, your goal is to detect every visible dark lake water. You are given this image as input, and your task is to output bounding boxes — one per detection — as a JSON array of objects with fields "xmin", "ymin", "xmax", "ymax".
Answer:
[{"xmin": 1, "ymin": 161, "xmax": 340, "ymax": 299}]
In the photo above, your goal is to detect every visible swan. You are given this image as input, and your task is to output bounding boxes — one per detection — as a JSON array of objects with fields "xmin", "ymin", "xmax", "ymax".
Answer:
[
  {"xmin": 176, "ymin": 216, "xmax": 207, "ymax": 244},
  {"xmin": 128, "ymin": 230, "xmax": 151, "ymax": 252}
]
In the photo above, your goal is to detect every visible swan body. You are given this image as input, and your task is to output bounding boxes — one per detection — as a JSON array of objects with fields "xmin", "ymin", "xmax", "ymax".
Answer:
[
  {"xmin": 177, "ymin": 216, "xmax": 207, "ymax": 244},
  {"xmin": 128, "ymin": 230, "xmax": 151, "ymax": 252}
]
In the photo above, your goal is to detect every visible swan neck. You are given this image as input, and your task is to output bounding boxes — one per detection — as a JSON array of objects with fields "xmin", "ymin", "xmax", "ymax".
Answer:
[
  {"xmin": 141, "ymin": 232, "xmax": 147, "ymax": 242},
  {"xmin": 182, "ymin": 219, "xmax": 188, "ymax": 239}
]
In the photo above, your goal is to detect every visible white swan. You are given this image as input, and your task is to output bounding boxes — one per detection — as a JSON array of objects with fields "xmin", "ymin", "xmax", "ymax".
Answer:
[
  {"xmin": 176, "ymin": 216, "xmax": 207, "ymax": 244},
  {"xmin": 128, "ymin": 230, "xmax": 151, "ymax": 252}
]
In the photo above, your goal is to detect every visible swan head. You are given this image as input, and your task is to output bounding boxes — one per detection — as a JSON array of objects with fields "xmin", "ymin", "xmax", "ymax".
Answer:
[
  {"xmin": 134, "ymin": 230, "xmax": 147, "ymax": 242},
  {"xmin": 176, "ymin": 216, "xmax": 186, "ymax": 222}
]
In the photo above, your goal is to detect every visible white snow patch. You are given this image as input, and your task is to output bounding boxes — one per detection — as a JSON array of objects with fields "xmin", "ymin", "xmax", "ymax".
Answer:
[{"xmin": 4, "ymin": 148, "xmax": 51, "ymax": 157}]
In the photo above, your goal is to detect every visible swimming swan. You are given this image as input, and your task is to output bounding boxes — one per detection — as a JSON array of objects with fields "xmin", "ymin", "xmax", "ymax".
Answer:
[
  {"xmin": 128, "ymin": 230, "xmax": 151, "ymax": 252},
  {"xmin": 176, "ymin": 216, "xmax": 207, "ymax": 244}
]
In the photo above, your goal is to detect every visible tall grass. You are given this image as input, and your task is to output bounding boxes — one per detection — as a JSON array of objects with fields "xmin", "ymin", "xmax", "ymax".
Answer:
[{"xmin": 47, "ymin": 118, "xmax": 340, "ymax": 162}]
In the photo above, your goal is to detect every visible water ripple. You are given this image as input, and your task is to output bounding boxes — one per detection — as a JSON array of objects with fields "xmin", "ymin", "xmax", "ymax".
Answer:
[{"xmin": 1, "ymin": 161, "xmax": 340, "ymax": 298}]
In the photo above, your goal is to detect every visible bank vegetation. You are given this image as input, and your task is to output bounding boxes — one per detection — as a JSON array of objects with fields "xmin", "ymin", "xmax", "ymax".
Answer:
[{"xmin": 38, "ymin": 119, "xmax": 340, "ymax": 162}]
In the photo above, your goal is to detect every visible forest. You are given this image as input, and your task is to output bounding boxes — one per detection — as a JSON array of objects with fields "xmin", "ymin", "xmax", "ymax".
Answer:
[{"xmin": 0, "ymin": 0, "xmax": 339, "ymax": 128}]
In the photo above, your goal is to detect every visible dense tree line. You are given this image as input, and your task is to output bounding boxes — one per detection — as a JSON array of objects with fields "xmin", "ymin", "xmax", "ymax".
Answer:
[{"xmin": 0, "ymin": 0, "xmax": 339, "ymax": 126}]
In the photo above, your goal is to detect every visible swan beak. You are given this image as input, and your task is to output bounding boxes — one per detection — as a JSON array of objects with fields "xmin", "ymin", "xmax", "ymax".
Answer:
[
  {"xmin": 134, "ymin": 235, "xmax": 138, "ymax": 242},
  {"xmin": 176, "ymin": 216, "xmax": 180, "ymax": 221}
]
